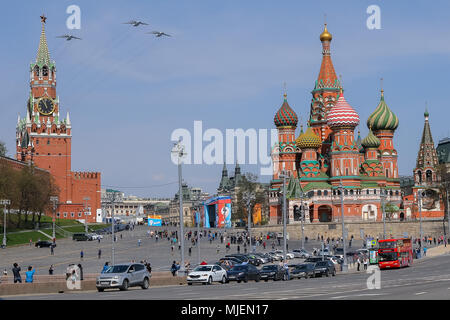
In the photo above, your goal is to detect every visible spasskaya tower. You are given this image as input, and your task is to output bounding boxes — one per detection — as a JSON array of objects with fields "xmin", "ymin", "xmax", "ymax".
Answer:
[{"xmin": 16, "ymin": 15, "xmax": 102, "ymax": 223}]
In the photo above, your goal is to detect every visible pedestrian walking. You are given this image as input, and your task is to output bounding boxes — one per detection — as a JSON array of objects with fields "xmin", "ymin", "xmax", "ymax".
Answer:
[
  {"xmin": 12, "ymin": 263, "xmax": 21, "ymax": 283},
  {"xmin": 102, "ymin": 262, "xmax": 109, "ymax": 273},
  {"xmin": 25, "ymin": 266, "xmax": 35, "ymax": 283},
  {"xmin": 237, "ymin": 245, "xmax": 240, "ymax": 253},
  {"xmin": 188, "ymin": 246, "xmax": 192, "ymax": 256},
  {"xmin": 50, "ymin": 244, "xmax": 54, "ymax": 255},
  {"xmin": 216, "ymin": 244, "xmax": 220, "ymax": 254},
  {"xmin": 98, "ymin": 249, "xmax": 102, "ymax": 259},
  {"xmin": 363, "ymin": 257, "xmax": 368, "ymax": 270},
  {"xmin": 357, "ymin": 256, "xmax": 361, "ymax": 271},
  {"xmin": 80, "ymin": 250, "xmax": 84, "ymax": 260},
  {"xmin": 138, "ymin": 239, "xmax": 141, "ymax": 247},
  {"xmin": 49, "ymin": 265, "xmax": 54, "ymax": 275},
  {"xmin": 29, "ymin": 239, "xmax": 32, "ymax": 246},
  {"xmin": 171, "ymin": 261, "xmax": 177, "ymax": 277}
]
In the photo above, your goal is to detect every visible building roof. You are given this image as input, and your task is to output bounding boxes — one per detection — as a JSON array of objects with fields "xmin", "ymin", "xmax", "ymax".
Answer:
[
  {"xmin": 274, "ymin": 93, "xmax": 298, "ymax": 127},
  {"xmin": 366, "ymin": 90, "xmax": 399, "ymax": 131},
  {"xmin": 326, "ymin": 91, "xmax": 360, "ymax": 128},
  {"xmin": 415, "ymin": 110, "xmax": 439, "ymax": 170},
  {"xmin": 296, "ymin": 126, "xmax": 322, "ymax": 149},
  {"xmin": 361, "ymin": 129, "xmax": 381, "ymax": 149}
]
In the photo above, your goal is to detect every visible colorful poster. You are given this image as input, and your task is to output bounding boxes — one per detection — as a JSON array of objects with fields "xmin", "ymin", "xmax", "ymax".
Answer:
[
  {"xmin": 223, "ymin": 203, "xmax": 232, "ymax": 228},
  {"xmin": 147, "ymin": 215, "xmax": 162, "ymax": 226},
  {"xmin": 253, "ymin": 204, "xmax": 262, "ymax": 225}
]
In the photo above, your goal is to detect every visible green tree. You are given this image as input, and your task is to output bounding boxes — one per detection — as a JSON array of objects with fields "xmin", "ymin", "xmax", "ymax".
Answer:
[
  {"xmin": 235, "ymin": 173, "xmax": 268, "ymax": 225},
  {"xmin": 0, "ymin": 141, "xmax": 6, "ymax": 157}
]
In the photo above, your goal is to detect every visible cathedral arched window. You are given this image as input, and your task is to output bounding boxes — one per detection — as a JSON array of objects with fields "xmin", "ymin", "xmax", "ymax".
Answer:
[
  {"xmin": 426, "ymin": 170, "xmax": 432, "ymax": 184},
  {"xmin": 324, "ymin": 190, "xmax": 328, "ymax": 196},
  {"xmin": 317, "ymin": 190, "xmax": 322, "ymax": 196},
  {"xmin": 344, "ymin": 189, "xmax": 348, "ymax": 196},
  {"xmin": 42, "ymin": 66, "xmax": 48, "ymax": 77}
]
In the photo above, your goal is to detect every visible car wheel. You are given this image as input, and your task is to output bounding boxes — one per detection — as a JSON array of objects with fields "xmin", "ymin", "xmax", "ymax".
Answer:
[
  {"xmin": 207, "ymin": 276, "xmax": 212, "ymax": 285},
  {"xmin": 237, "ymin": 280, "xmax": 241, "ymax": 283},
  {"xmin": 221, "ymin": 276, "xmax": 227, "ymax": 284},
  {"xmin": 326, "ymin": 271, "xmax": 329, "ymax": 277},
  {"xmin": 333, "ymin": 270, "xmax": 336, "ymax": 276},
  {"xmin": 97, "ymin": 288, "xmax": 104, "ymax": 292},
  {"xmin": 120, "ymin": 279, "xmax": 129, "ymax": 291},
  {"xmin": 244, "ymin": 276, "xmax": 248, "ymax": 283},
  {"xmin": 255, "ymin": 275, "xmax": 261, "ymax": 282},
  {"xmin": 188, "ymin": 282, "xmax": 192, "ymax": 285},
  {"xmin": 264, "ymin": 279, "xmax": 268, "ymax": 282},
  {"xmin": 141, "ymin": 277, "xmax": 149, "ymax": 289}
]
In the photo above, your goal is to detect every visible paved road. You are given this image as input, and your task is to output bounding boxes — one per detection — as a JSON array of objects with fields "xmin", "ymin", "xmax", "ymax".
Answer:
[
  {"xmin": 3, "ymin": 251, "xmax": 450, "ymax": 300},
  {"xmin": 0, "ymin": 225, "xmax": 366, "ymax": 276}
]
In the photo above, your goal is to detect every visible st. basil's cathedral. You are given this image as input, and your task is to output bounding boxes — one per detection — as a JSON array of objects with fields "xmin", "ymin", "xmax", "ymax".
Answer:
[{"xmin": 269, "ymin": 24, "xmax": 414, "ymax": 225}]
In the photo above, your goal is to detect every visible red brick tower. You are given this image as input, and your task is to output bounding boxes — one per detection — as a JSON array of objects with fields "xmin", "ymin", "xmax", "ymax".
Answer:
[
  {"xmin": 16, "ymin": 16, "xmax": 101, "ymax": 223},
  {"xmin": 309, "ymin": 24, "xmax": 341, "ymax": 157}
]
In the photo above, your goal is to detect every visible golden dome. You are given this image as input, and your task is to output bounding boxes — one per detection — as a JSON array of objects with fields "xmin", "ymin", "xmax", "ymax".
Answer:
[
  {"xmin": 296, "ymin": 126, "xmax": 322, "ymax": 149},
  {"xmin": 320, "ymin": 24, "xmax": 332, "ymax": 42}
]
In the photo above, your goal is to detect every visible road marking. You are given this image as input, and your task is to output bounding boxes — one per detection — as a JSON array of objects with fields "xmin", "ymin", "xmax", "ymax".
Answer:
[{"xmin": 415, "ymin": 292, "xmax": 427, "ymax": 295}]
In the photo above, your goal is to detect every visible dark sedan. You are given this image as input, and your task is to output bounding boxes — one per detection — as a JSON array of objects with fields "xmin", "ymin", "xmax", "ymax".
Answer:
[
  {"xmin": 291, "ymin": 263, "xmax": 316, "ymax": 279},
  {"xmin": 226, "ymin": 264, "xmax": 261, "ymax": 283},
  {"xmin": 259, "ymin": 264, "xmax": 286, "ymax": 281},
  {"xmin": 35, "ymin": 241, "xmax": 55, "ymax": 248}
]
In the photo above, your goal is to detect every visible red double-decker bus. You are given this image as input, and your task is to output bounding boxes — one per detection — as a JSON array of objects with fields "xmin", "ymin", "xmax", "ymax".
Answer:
[{"xmin": 378, "ymin": 238, "xmax": 413, "ymax": 269}]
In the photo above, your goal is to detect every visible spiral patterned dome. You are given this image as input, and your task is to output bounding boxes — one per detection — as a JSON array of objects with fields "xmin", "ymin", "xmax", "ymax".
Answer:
[
  {"xmin": 296, "ymin": 126, "xmax": 322, "ymax": 149},
  {"xmin": 366, "ymin": 92, "xmax": 399, "ymax": 131},
  {"xmin": 326, "ymin": 92, "xmax": 360, "ymax": 128},
  {"xmin": 361, "ymin": 129, "xmax": 381, "ymax": 149},
  {"xmin": 274, "ymin": 93, "xmax": 298, "ymax": 127}
]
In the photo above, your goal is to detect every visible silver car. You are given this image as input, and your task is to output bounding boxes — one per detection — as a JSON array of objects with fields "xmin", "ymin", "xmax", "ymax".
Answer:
[{"xmin": 96, "ymin": 263, "xmax": 151, "ymax": 292}]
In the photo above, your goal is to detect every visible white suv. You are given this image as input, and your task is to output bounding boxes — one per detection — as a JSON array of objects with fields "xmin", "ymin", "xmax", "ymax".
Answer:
[{"xmin": 187, "ymin": 265, "xmax": 228, "ymax": 285}]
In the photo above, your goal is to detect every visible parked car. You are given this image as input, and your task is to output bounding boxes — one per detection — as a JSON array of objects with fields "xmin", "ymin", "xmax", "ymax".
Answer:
[
  {"xmin": 259, "ymin": 264, "xmax": 286, "ymax": 281},
  {"xmin": 305, "ymin": 256, "xmax": 326, "ymax": 263},
  {"xmin": 96, "ymin": 263, "xmax": 151, "ymax": 291},
  {"xmin": 253, "ymin": 253, "xmax": 270, "ymax": 264},
  {"xmin": 292, "ymin": 249, "xmax": 310, "ymax": 258},
  {"xmin": 187, "ymin": 265, "xmax": 228, "ymax": 285},
  {"xmin": 220, "ymin": 257, "xmax": 243, "ymax": 265},
  {"xmin": 314, "ymin": 260, "xmax": 336, "ymax": 277},
  {"xmin": 35, "ymin": 240, "xmax": 54, "ymax": 248},
  {"xmin": 291, "ymin": 263, "xmax": 316, "ymax": 279},
  {"xmin": 333, "ymin": 247, "xmax": 344, "ymax": 258},
  {"xmin": 244, "ymin": 254, "xmax": 262, "ymax": 266},
  {"xmin": 72, "ymin": 233, "xmax": 90, "ymax": 241},
  {"xmin": 89, "ymin": 233, "xmax": 103, "ymax": 240},
  {"xmin": 276, "ymin": 232, "xmax": 289, "ymax": 240},
  {"xmin": 274, "ymin": 250, "xmax": 294, "ymax": 260},
  {"xmin": 268, "ymin": 252, "xmax": 283, "ymax": 261},
  {"xmin": 224, "ymin": 255, "xmax": 249, "ymax": 264},
  {"xmin": 226, "ymin": 264, "xmax": 261, "ymax": 283}
]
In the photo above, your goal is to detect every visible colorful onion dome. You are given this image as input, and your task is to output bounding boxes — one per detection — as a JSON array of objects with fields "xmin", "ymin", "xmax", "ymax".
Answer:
[
  {"xmin": 361, "ymin": 129, "xmax": 381, "ymax": 149},
  {"xmin": 274, "ymin": 93, "xmax": 298, "ymax": 127},
  {"xmin": 296, "ymin": 126, "xmax": 322, "ymax": 149},
  {"xmin": 320, "ymin": 24, "xmax": 332, "ymax": 42},
  {"xmin": 326, "ymin": 91, "xmax": 360, "ymax": 128},
  {"xmin": 366, "ymin": 91, "xmax": 399, "ymax": 131}
]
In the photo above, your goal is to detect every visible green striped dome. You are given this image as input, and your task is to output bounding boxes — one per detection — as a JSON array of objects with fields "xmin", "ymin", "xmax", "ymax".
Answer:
[
  {"xmin": 367, "ymin": 92, "xmax": 399, "ymax": 131},
  {"xmin": 361, "ymin": 129, "xmax": 381, "ymax": 149}
]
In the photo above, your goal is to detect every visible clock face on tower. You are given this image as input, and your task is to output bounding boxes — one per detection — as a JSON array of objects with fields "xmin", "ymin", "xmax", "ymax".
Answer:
[{"xmin": 38, "ymin": 98, "xmax": 55, "ymax": 115}]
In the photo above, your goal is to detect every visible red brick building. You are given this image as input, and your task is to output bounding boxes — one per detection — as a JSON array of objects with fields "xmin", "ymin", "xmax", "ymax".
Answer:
[{"xmin": 15, "ymin": 16, "xmax": 101, "ymax": 223}]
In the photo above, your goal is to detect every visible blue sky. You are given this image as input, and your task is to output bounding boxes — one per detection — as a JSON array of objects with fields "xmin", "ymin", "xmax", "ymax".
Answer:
[{"xmin": 1, "ymin": 0, "xmax": 449, "ymax": 198}]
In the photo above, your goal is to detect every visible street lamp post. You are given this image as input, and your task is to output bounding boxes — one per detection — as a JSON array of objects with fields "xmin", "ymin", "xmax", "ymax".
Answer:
[
  {"xmin": 172, "ymin": 140, "xmax": 187, "ymax": 275},
  {"xmin": 1, "ymin": 199, "xmax": 11, "ymax": 248},
  {"xmin": 50, "ymin": 196, "xmax": 58, "ymax": 242},
  {"xmin": 83, "ymin": 197, "xmax": 90, "ymax": 234},
  {"xmin": 243, "ymin": 191, "xmax": 255, "ymax": 252},
  {"xmin": 338, "ymin": 180, "xmax": 348, "ymax": 272},
  {"xmin": 107, "ymin": 191, "xmax": 119, "ymax": 265},
  {"xmin": 418, "ymin": 189, "xmax": 424, "ymax": 258},
  {"xmin": 279, "ymin": 171, "xmax": 288, "ymax": 262},
  {"xmin": 300, "ymin": 189, "xmax": 305, "ymax": 250},
  {"xmin": 380, "ymin": 188, "xmax": 386, "ymax": 240}
]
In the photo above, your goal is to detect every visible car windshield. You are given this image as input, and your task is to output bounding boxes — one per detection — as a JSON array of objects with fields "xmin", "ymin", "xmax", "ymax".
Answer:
[
  {"xmin": 378, "ymin": 252, "xmax": 398, "ymax": 262},
  {"xmin": 104, "ymin": 265, "xmax": 129, "ymax": 273},
  {"xmin": 295, "ymin": 265, "xmax": 307, "ymax": 270},
  {"xmin": 262, "ymin": 265, "xmax": 277, "ymax": 271},
  {"xmin": 193, "ymin": 266, "xmax": 212, "ymax": 272},
  {"xmin": 231, "ymin": 266, "xmax": 248, "ymax": 271},
  {"xmin": 379, "ymin": 241, "xmax": 396, "ymax": 249}
]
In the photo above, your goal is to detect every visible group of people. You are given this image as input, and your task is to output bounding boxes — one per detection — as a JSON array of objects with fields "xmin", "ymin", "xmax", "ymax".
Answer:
[{"xmin": 6, "ymin": 263, "xmax": 36, "ymax": 283}]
